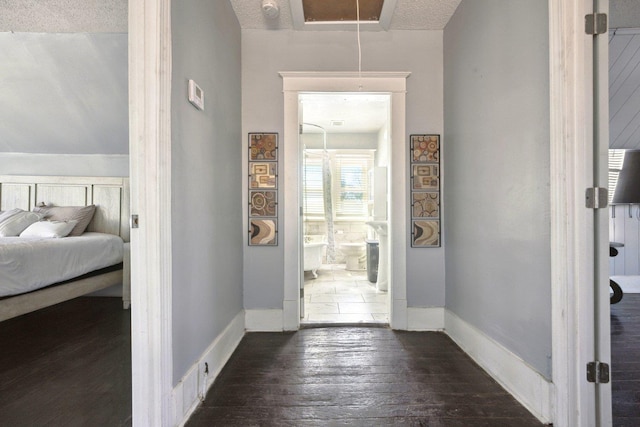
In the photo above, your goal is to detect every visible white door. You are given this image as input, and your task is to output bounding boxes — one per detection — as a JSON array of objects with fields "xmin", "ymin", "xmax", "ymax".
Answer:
[
  {"xmin": 299, "ymin": 97, "xmax": 305, "ymax": 319},
  {"xmin": 592, "ymin": 0, "xmax": 613, "ymax": 424}
]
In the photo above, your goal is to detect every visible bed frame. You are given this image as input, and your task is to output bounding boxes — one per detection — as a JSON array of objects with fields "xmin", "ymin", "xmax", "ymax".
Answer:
[{"xmin": 0, "ymin": 175, "xmax": 130, "ymax": 322}]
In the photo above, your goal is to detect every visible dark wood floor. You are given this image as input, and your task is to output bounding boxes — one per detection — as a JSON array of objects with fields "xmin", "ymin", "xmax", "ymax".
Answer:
[
  {"xmin": 3, "ymin": 295, "xmax": 636, "ymax": 426},
  {"xmin": 0, "ymin": 297, "xmax": 131, "ymax": 427},
  {"xmin": 611, "ymin": 293, "xmax": 640, "ymax": 426},
  {"xmin": 187, "ymin": 327, "xmax": 545, "ymax": 426}
]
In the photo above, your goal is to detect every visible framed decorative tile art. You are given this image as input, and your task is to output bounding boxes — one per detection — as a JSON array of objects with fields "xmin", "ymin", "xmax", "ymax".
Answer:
[
  {"xmin": 249, "ymin": 133, "xmax": 278, "ymax": 161},
  {"xmin": 250, "ymin": 190, "xmax": 277, "ymax": 217},
  {"xmin": 248, "ymin": 132, "xmax": 278, "ymax": 246},
  {"xmin": 411, "ymin": 164, "xmax": 439, "ymax": 191},
  {"xmin": 412, "ymin": 220, "xmax": 440, "ymax": 247},
  {"xmin": 410, "ymin": 134, "xmax": 441, "ymax": 247},
  {"xmin": 249, "ymin": 219, "xmax": 277, "ymax": 246},
  {"xmin": 411, "ymin": 134, "xmax": 440, "ymax": 163},
  {"xmin": 250, "ymin": 162, "xmax": 277, "ymax": 189},
  {"xmin": 412, "ymin": 192, "xmax": 439, "ymax": 218}
]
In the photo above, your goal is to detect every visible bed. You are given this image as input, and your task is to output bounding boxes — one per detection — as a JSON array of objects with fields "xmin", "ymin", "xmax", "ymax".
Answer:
[{"xmin": 0, "ymin": 175, "xmax": 130, "ymax": 322}]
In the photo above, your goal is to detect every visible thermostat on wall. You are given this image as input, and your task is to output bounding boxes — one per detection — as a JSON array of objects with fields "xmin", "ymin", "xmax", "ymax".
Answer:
[{"xmin": 188, "ymin": 79, "xmax": 204, "ymax": 110}]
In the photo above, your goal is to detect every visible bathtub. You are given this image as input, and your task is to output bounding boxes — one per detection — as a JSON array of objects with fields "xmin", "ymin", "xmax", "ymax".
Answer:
[{"xmin": 304, "ymin": 236, "xmax": 326, "ymax": 279}]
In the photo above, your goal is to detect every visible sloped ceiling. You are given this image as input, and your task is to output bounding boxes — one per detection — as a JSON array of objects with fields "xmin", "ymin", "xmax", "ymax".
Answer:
[
  {"xmin": 0, "ymin": 32, "xmax": 128, "ymax": 154},
  {"xmin": 610, "ymin": 0, "xmax": 640, "ymax": 149},
  {"xmin": 0, "ymin": 0, "xmax": 128, "ymax": 155}
]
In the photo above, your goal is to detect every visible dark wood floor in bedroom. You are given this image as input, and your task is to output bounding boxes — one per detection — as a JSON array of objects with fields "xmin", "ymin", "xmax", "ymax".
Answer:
[
  {"xmin": 0, "ymin": 297, "xmax": 131, "ymax": 427},
  {"xmin": 186, "ymin": 328, "xmax": 545, "ymax": 426},
  {"xmin": 611, "ymin": 293, "xmax": 640, "ymax": 426}
]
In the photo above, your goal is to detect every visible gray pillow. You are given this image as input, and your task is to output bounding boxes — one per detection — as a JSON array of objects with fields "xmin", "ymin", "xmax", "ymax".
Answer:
[
  {"xmin": 0, "ymin": 208, "xmax": 22, "ymax": 224},
  {"xmin": 32, "ymin": 205, "xmax": 97, "ymax": 236}
]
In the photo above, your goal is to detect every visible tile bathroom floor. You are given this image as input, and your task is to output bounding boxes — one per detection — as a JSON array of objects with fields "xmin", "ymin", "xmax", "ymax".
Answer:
[{"xmin": 303, "ymin": 264, "xmax": 388, "ymax": 324}]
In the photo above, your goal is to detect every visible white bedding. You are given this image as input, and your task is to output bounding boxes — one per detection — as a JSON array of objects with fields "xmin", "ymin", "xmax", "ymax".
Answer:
[{"xmin": 0, "ymin": 232, "xmax": 124, "ymax": 297}]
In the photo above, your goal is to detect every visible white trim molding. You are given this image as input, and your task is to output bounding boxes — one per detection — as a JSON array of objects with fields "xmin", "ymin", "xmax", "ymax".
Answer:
[
  {"xmin": 548, "ymin": 0, "xmax": 609, "ymax": 425},
  {"xmin": 172, "ymin": 311, "xmax": 245, "ymax": 426},
  {"xmin": 445, "ymin": 310, "xmax": 553, "ymax": 424},
  {"xmin": 246, "ymin": 309, "xmax": 285, "ymax": 331},
  {"xmin": 407, "ymin": 307, "xmax": 445, "ymax": 331},
  {"xmin": 129, "ymin": 0, "xmax": 173, "ymax": 425},
  {"xmin": 280, "ymin": 71, "xmax": 410, "ymax": 331}
]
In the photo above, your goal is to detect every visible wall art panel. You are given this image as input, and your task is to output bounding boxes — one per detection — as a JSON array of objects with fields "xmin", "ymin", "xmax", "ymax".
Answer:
[
  {"xmin": 410, "ymin": 134, "xmax": 441, "ymax": 247},
  {"xmin": 248, "ymin": 132, "xmax": 278, "ymax": 246}
]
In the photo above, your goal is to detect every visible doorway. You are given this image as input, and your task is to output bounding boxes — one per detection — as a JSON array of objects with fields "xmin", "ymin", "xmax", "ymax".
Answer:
[
  {"xmin": 280, "ymin": 72, "xmax": 410, "ymax": 331},
  {"xmin": 299, "ymin": 92, "xmax": 391, "ymax": 324}
]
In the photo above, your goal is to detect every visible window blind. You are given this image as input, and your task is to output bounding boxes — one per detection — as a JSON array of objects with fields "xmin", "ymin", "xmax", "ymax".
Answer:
[
  {"xmin": 609, "ymin": 149, "xmax": 625, "ymax": 204},
  {"xmin": 303, "ymin": 150, "xmax": 373, "ymax": 220}
]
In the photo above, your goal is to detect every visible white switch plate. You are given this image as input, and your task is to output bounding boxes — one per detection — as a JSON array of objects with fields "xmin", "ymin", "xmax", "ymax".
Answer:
[{"xmin": 188, "ymin": 79, "xmax": 204, "ymax": 110}]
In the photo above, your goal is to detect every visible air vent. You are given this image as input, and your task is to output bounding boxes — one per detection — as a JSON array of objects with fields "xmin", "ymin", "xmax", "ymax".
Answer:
[{"xmin": 331, "ymin": 120, "xmax": 345, "ymax": 127}]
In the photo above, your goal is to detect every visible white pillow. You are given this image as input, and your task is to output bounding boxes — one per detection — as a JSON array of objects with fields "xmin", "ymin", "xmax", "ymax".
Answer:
[
  {"xmin": 19, "ymin": 220, "xmax": 79, "ymax": 238},
  {"xmin": 0, "ymin": 211, "xmax": 44, "ymax": 237}
]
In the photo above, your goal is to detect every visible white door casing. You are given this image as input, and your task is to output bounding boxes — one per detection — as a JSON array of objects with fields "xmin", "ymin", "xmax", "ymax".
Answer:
[
  {"xmin": 281, "ymin": 72, "xmax": 410, "ymax": 330},
  {"xmin": 129, "ymin": 0, "xmax": 174, "ymax": 425},
  {"xmin": 549, "ymin": 0, "xmax": 612, "ymax": 425}
]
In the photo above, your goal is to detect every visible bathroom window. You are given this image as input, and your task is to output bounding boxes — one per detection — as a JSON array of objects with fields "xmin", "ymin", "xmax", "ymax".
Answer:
[{"xmin": 303, "ymin": 150, "xmax": 374, "ymax": 220}]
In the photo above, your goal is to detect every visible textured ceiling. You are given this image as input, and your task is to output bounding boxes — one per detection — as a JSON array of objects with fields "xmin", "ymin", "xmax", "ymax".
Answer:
[
  {"xmin": 0, "ymin": 0, "xmax": 127, "ymax": 33},
  {"xmin": 229, "ymin": 0, "xmax": 462, "ymax": 31}
]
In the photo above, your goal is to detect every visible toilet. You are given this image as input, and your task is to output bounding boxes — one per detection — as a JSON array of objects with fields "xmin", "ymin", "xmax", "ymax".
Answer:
[{"xmin": 339, "ymin": 242, "xmax": 366, "ymax": 270}]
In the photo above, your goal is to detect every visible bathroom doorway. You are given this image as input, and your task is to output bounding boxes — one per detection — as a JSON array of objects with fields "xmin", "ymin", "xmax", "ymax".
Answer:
[{"xmin": 299, "ymin": 92, "xmax": 391, "ymax": 324}]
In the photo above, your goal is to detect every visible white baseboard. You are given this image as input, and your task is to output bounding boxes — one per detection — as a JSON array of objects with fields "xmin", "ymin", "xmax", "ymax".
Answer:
[
  {"xmin": 172, "ymin": 310, "xmax": 245, "ymax": 426},
  {"xmin": 407, "ymin": 307, "xmax": 445, "ymax": 331},
  {"xmin": 282, "ymin": 300, "xmax": 299, "ymax": 331},
  {"xmin": 444, "ymin": 310, "xmax": 552, "ymax": 424},
  {"xmin": 390, "ymin": 298, "xmax": 408, "ymax": 329},
  {"xmin": 245, "ymin": 309, "xmax": 284, "ymax": 331}
]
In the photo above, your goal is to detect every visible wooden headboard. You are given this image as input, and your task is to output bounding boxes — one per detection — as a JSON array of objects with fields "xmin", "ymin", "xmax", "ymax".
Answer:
[{"xmin": 0, "ymin": 175, "xmax": 130, "ymax": 242}]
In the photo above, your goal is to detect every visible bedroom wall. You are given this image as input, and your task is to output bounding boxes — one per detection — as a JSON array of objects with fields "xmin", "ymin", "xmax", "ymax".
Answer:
[
  {"xmin": 242, "ymin": 29, "xmax": 445, "ymax": 312},
  {"xmin": 171, "ymin": 0, "xmax": 243, "ymax": 384},
  {"xmin": 0, "ymin": 0, "xmax": 128, "ymax": 177},
  {"xmin": 443, "ymin": 0, "xmax": 552, "ymax": 378}
]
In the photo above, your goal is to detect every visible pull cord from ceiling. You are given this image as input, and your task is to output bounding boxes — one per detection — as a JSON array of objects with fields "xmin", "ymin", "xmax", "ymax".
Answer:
[{"xmin": 356, "ymin": 0, "xmax": 362, "ymax": 87}]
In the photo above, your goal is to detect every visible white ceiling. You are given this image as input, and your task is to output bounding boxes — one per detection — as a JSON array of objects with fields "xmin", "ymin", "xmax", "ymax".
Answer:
[
  {"xmin": 300, "ymin": 93, "xmax": 390, "ymax": 134},
  {"xmin": 229, "ymin": 0, "xmax": 462, "ymax": 31}
]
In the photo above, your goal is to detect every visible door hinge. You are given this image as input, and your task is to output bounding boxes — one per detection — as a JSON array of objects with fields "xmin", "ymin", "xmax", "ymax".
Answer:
[
  {"xmin": 130, "ymin": 214, "xmax": 139, "ymax": 229},
  {"xmin": 585, "ymin": 187, "xmax": 608, "ymax": 209},
  {"xmin": 587, "ymin": 361, "xmax": 610, "ymax": 383},
  {"xmin": 300, "ymin": 288, "xmax": 304, "ymax": 298},
  {"xmin": 585, "ymin": 13, "xmax": 608, "ymax": 35}
]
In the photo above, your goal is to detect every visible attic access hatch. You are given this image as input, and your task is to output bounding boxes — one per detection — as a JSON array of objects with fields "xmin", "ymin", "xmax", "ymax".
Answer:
[
  {"xmin": 303, "ymin": 0, "xmax": 383, "ymax": 22},
  {"xmin": 290, "ymin": 0, "xmax": 397, "ymax": 31}
]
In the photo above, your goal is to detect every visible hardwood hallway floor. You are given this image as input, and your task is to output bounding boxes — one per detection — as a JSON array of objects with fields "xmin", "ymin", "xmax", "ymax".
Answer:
[
  {"xmin": 0, "ymin": 297, "xmax": 131, "ymax": 426},
  {"xmin": 187, "ymin": 327, "xmax": 544, "ymax": 426}
]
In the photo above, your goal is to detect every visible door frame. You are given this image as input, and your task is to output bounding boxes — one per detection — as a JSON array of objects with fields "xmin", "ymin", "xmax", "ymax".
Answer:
[
  {"xmin": 281, "ymin": 72, "xmax": 410, "ymax": 330},
  {"xmin": 128, "ymin": 0, "xmax": 609, "ymax": 423},
  {"xmin": 549, "ymin": 0, "xmax": 611, "ymax": 425},
  {"xmin": 129, "ymin": 0, "xmax": 174, "ymax": 425}
]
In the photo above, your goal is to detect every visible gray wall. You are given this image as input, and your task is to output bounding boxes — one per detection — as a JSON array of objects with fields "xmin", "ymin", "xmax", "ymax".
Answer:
[
  {"xmin": 443, "ymin": 0, "xmax": 552, "ymax": 378},
  {"xmin": 0, "ymin": 0, "xmax": 128, "ymax": 176},
  {"xmin": 242, "ymin": 29, "xmax": 445, "ymax": 310},
  {"xmin": 171, "ymin": 0, "xmax": 243, "ymax": 384}
]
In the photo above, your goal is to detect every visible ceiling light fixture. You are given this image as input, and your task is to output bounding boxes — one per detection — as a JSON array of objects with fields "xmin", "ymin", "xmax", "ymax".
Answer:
[{"xmin": 261, "ymin": 0, "xmax": 280, "ymax": 19}]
